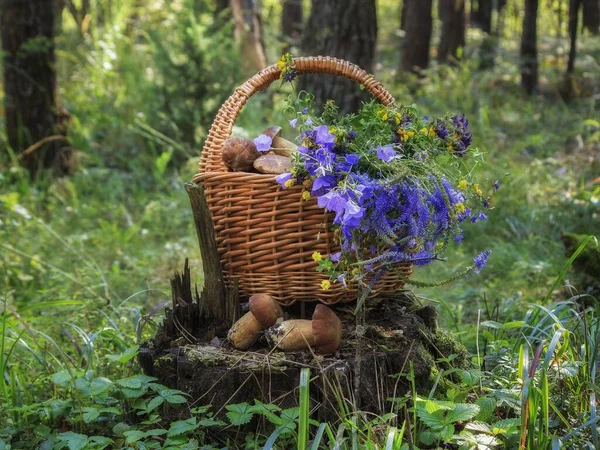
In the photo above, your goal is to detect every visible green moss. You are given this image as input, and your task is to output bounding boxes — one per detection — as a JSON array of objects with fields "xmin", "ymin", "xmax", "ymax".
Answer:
[{"xmin": 430, "ymin": 330, "xmax": 470, "ymax": 369}]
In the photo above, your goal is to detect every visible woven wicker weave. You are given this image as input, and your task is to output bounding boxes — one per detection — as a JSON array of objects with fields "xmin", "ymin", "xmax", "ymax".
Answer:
[{"xmin": 193, "ymin": 56, "xmax": 412, "ymax": 305}]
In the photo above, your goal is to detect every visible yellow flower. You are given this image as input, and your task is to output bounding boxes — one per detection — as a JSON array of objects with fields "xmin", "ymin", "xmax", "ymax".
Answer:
[
  {"xmin": 329, "ymin": 126, "xmax": 336, "ymax": 133},
  {"xmin": 455, "ymin": 203, "xmax": 466, "ymax": 214},
  {"xmin": 351, "ymin": 268, "xmax": 360, "ymax": 276},
  {"xmin": 458, "ymin": 180, "xmax": 468, "ymax": 190},
  {"xmin": 473, "ymin": 183, "xmax": 483, "ymax": 197},
  {"xmin": 277, "ymin": 60, "xmax": 285, "ymax": 69},
  {"xmin": 321, "ymin": 280, "xmax": 331, "ymax": 290},
  {"xmin": 377, "ymin": 108, "xmax": 388, "ymax": 121},
  {"xmin": 301, "ymin": 190, "xmax": 311, "ymax": 201},
  {"xmin": 398, "ymin": 129, "xmax": 412, "ymax": 142},
  {"xmin": 420, "ymin": 127, "xmax": 428, "ymax": 134},
  {"xmin": 284, "ymin": 179, "xmax": 295, "ymax": 188},
  {"xmin": 312, "ymin": 251, "xmax": 322, "ymax": 262},
  {"xmin": 395, "ymin": 113, "xmax": 401, "ymax": 125},
  {"xmin": 302, "ymin": 178, "xmax": 312, "ymax": 188}
]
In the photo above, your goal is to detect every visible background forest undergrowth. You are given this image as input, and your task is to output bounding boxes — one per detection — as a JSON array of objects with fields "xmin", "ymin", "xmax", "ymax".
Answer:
[{"xmin": 1, "ymin": 0, "xmax": 599, "ymax": 448}]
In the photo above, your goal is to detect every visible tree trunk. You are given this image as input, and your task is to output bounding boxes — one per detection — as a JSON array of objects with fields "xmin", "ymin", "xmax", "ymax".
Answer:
[
  {"xmin": 230, "ymin": 0, "xmax": 267, "ymax": 74},
  {"xmin": 400, "ymin": 0, "xmax": 409, "ymax": 31},
  {"xmin": 470, "ymin": 0, "xmax": 481, "ymax": 27},
  {"xmin": 582, "ymin": 0, "xmax": 600, "ymax": 34},
  {"xmin": 2, "ymin": 0, "xmax": 70, "ymax": 176},
  {"xmin": 400, "ymin": 0, "xmax": 433, "ymax": 73},
  {"xmin": 438, "ymin": 0, "xmax": 466, "ymax": 64},
  {"xmin": 479, "ymin": 0, "xmax": 507, "ymax": 69},
  {"xmin": 299, "ymin": 0, "xmax": 377, "ymax": 115},
  {"xmin": 477, "ymin": 0, "xmax": 494, "ymax": 33},
  {"xmin": 281, "ymin": 0, "xmax": 303, "ymax": 53},
  {"xmin": 520, "ymin": 0, "xmax": 539, "ymax": 94},
  {"xmin": 567, "ymin": 0, "xmax": 582, "ymax": 73}
]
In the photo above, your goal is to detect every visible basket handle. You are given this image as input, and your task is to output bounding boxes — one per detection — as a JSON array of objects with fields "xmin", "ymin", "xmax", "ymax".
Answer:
[{"xmin": 199, "ymin": 56, "xmax": 395, "ymax": 174}]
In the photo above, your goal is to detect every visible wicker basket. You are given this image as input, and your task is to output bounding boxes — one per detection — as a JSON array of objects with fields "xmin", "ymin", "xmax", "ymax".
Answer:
[{"xmin": 193, "ymin": 56, "xmax": 412, "ymax": 305}]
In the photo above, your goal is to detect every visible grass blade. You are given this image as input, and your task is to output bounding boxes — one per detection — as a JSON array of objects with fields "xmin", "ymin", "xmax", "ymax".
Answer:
[
  {"xmin": 385, "ymin": 426, "xmax": 397, "ymax": 450},
  {"xmin": 542, "ymin": 235, "xmax": 597, "ymax": 305},
  {"xmin": 298, "ymin": 368, "xmax": 310, "ymax": 450},
  {"xmin": 310, "ymin": 423, "xmax": 327, "ymax": 450},
  {"xmin": 263, "ymin": 425, "xmax": 288, "ymax": 450}
]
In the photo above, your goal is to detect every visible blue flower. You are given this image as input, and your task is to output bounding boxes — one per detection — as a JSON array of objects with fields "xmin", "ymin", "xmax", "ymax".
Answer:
[
  {"xmin": 458, "ymin": 207, "xmax": 471, "ymax": 222},
  {"xmin": 337, "ymin": 154, "xmax": 361, "ymax": 172},
  {"xmin": 377, "ymin": 145, "xmax": 398, "ymax": 163},
  {"xmin": 283, "ymin": 70, "xmax": 297, "ymax": 82},
  {"xmin": 315, "ymin": 125, "xmax": 335, "ymax": 147},
  {"xmin": 306, "ymin": 117, "xmax": 313, "ymax": 125},
  {"xmin": 471, "ymin": 211, "xmax": 488, "ymax": 223},
  {"xmin": 313, "ymin": 147, "xmax": 336, "ymax": 176},
  {"xmin": 411, "ymin": 249, "xmax": 436, "ymax": 266},
  {"xmin": 343, "ymin": 200, "xmax": 364, "ymax": 229},
  {"xmin": 451, "ymin": 114, "xmax": 472, "ymax": 156},
  {"xmin": 434, "ymin": 121, "xmax": 448, "ymax": 140},
  {"xmin": 254, "ymin": 134, "xmax": 272, "ymax": 152},
  {"xmin": 473, "ymin": 250, "xmax": 490, "ymax": 273},
  {"xmin": 317, "ymin": 190, "xmax": 347, "ymax": 216},
  {"xmin": 311, "ymin": 175, "xmax": 336, "ymax": 195},
  {"xmin": 493, "ymin": 181, "xmax": 500, "ymax": 190},
  {"xmin": 452, "ymin": 114, "xmax": 469, "ymax": 130},
  {"xmin": 275, "ymin": 172, "xmax": 292, "ymax": 188},
  {"xmin": 346, "ymin": 154, "xmax": 361, "ymax": 165},
  {"xmin": 289, "ymin": 118, "xmax": 298, "ymax": 128},
  {"xmin": 302, "ymin": 107, "xmax": 308, "ymax": 115},
  {"xmin": 330, "ymin": 252, "xmax": 341, "ymax": 262}
]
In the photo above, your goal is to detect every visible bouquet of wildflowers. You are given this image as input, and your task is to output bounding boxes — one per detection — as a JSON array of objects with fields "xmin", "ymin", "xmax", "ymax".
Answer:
[{"xmin": 254, "ymin": 76, "xmax": 495, "ymax": 310}]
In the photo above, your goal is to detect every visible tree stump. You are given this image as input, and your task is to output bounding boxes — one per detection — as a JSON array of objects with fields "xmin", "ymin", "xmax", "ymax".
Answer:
[{"xmin": 140, "ymin": 184, "xmax": 468, "ymax": 421}]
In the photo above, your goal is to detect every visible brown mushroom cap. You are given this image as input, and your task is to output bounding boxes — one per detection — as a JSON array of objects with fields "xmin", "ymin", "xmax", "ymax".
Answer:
[
  {"xmin": 249, "ymin": 294, "xmax": 284, "ymax": 328},
  {"xmin": 311, "ymin": 304, "xmax": 342, "ymax": 355},
  {"xmin": 221, "ymin": 137, "xmax": 261, "ymax": 172},
  {"xmin": 263, "ymin": 126, "xmax": 282, "ymax": 139}
]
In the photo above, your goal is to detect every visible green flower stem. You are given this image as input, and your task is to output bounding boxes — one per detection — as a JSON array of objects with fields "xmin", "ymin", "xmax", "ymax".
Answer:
[{"xmin": 405, "ymin": 265, "xmax": 475, "ymax": 288}]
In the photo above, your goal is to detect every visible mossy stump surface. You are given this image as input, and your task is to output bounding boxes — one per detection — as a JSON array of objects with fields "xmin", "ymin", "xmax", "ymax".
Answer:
[{"xmin": 141, "ymin": 264, "xmax": 467, "ymax": 420}]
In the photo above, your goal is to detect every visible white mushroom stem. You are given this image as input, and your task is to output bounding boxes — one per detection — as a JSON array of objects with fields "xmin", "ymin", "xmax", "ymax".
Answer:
[
  {"xmin": 227, "ymin": 294, "xmax": 284, "ymax": 350},
  {"xmin": 265, "ymin": 320, "xmax": 315, "ymax": 351},
  {"xmin": 228, "ymin": 312, "xmax": 263, "ymax": 350}
]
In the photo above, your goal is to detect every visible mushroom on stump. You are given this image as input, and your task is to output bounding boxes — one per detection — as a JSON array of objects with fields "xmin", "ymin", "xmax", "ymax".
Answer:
[
  {"xmin": 265, "ymin": 304, "xmax": 342, "ymax": 355},
  {"xmin": 228, "ymin": 294, "xmax": 283, "ymax": 350}
]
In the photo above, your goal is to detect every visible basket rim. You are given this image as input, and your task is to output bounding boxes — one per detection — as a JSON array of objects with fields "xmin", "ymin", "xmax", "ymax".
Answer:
[{"xmin": 193, "ymin": 170, "xmax": 283, "ymax": 184}]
